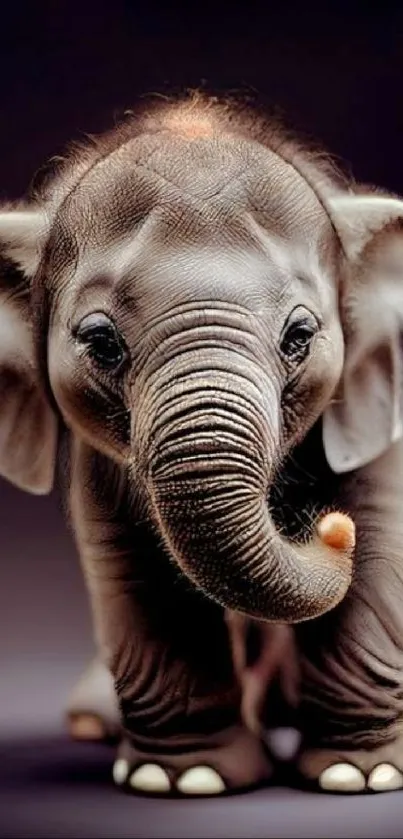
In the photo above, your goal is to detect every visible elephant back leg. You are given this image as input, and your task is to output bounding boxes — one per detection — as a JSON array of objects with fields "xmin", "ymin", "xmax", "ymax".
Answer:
[{"xmin": 65, "ymin": 655, "xmax": 120, "ymax": 742}]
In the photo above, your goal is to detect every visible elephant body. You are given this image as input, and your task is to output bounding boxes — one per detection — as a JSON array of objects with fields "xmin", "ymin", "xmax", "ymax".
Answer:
[{"xmin": 1, "ymin": 92, "xmax": 403, "ymax": 795}]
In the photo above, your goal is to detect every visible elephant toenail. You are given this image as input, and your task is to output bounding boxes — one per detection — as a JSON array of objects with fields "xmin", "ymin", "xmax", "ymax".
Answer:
[
  {"xmin": 319, "ymin": 762, "xmax": 366, "ymax": 792},
  {"xmin": 367, "ymin": 763, "xmax": 403, "ymax": 792},
  {"xmin": 112, "ymin": 758, "xmax": 129, "ymax": 785},
  {"xmin": 129, "ymin": 763, "xmax": 171, "ymax": 793},
  {"xmin": 176, "ymin": 766, "xmax": 226, "ymax": 795},
  {"xmin": 68, "ymin": 713, "xmax": 106, "ymax": 741}
]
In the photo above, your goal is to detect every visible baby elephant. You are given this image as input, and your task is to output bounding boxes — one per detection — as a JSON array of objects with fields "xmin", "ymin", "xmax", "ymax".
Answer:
[{"xmin": 1, "ymin": 93, "xmax": 403, "ymax": 796}]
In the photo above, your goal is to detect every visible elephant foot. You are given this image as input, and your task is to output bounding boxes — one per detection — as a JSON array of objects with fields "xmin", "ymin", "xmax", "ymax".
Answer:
[
  {"xmin": 68, "ymin": 712, "xmax": 109, "ymax": 741},
  {"xmin": 297, "ymin": 733, "xmax": 403, "ymax": 793},
  {"xmin": 112, "ymin": 725, "xmax": 272, "ymax": 796},
  {"xmin": 65, "ymin": 656, "xmax": 121, "ymax": 742}
]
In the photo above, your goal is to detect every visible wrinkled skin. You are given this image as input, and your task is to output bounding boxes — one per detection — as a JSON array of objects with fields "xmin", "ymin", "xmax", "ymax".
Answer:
[{"xmin": 2, "ymin": 94, "xmax": 403, "ymax": 795}]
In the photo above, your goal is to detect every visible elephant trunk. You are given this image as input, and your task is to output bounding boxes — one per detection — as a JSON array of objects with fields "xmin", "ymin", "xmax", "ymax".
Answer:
[{"xmin": 137, "ymin": 345, "xmax": 354, "ymax": 623}]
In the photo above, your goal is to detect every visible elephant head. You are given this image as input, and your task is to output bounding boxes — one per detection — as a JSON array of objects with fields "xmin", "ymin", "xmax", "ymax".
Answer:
[{"xmin": 1, "ymin": 95, "xmax": 403, "ymax": 624}]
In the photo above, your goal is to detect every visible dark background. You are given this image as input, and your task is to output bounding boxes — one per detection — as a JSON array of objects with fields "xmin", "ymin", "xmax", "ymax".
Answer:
[{"xmin": 1, "ymin": 3, "xmax": 403, "ymax": 837}]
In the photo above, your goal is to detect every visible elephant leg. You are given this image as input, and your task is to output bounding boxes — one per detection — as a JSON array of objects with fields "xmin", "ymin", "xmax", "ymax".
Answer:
[
  {"xmin": 295, "ymin": 444, "xmax": 403, "ymax": 793},
  {"xmin": 65, "ymin": 655, "xmax": 121, "ymax": 742},
  {"xmin": 225, "ymin": 613, "xmax": 300, "ymax": 737},
  {"xmin": 70, "ymin": 441, "xmax": 272, "ymax": 796}
]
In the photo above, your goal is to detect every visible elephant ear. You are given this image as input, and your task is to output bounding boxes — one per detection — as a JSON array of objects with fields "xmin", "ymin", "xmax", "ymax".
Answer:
[
  {"xmin": 323, "ymin": 193, "xmax": 403, "ymax": 474},
  {"xmin": 0, "ymin": 206, "xmax": 58, "ymax": 494}
]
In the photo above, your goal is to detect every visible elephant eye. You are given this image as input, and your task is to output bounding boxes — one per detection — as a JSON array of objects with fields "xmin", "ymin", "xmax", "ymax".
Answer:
[
  {"xmin": 74, "ymin": 312, "xmax": 127, "ymax": 370},
  {"xmin": 280, "ymin": 307, "xmax": 319, "ymax": 363}
]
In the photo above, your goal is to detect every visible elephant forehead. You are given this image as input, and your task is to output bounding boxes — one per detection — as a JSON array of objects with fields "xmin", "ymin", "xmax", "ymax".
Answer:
[
  {"xmin": 53, "ymin": 131, "xmax": 331, "ymax": 252},
  {"xmin": 63, "ymin": 219, "xmax": 338, "ymax": 330}
]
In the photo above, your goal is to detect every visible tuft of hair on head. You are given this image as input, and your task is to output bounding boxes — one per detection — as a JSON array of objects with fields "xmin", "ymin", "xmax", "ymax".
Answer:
[{"xmin": 26, "ymin": 88, "xmax": 353, "ymax": 222}]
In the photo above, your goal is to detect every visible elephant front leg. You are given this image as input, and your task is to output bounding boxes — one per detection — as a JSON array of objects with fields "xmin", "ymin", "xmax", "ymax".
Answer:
[
  {"xmin": 71, "ymin": 442, "xmax": 272, "ymax": 796},
  {"xmin": 295, "ymin": 453, "xmax": 403, "ymax": 793},
  {"xmin": 296, "ymin": 572, "xmax": 403, "ymax": 793},
  {"xmin": 86, "ymin": 572, "xmax": 271, "ymax": 797},
  {"xmin": 296, "ymin": 607, "xmax": 403, "ymax": 794},
  {"xmin": 100, "ymin": 579, "xmax": 273, "ymax": 795}
]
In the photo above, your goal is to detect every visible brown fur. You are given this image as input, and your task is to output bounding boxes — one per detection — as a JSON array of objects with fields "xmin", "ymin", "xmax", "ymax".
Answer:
[{"xmin": 28, "ymin": 91, "xmax": 349, "ymax": 212}]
